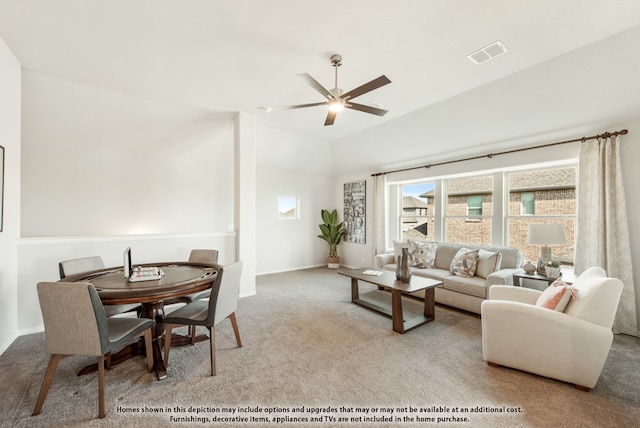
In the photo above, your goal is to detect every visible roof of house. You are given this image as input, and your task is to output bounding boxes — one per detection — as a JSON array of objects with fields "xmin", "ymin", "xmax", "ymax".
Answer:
[{"xmin": 418, "ymin": 167, "xmax": 575, "ymax": 197}]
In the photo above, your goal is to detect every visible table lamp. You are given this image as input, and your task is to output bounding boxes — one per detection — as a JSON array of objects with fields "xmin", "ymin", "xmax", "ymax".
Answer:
[{"xmin": 527, "ymin": 224, "xmax": 567, "ymax": 274}]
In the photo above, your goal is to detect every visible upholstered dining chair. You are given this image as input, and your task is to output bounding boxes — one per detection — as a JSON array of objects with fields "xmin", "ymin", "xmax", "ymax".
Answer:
[
  {"xmin": 59, "ymin": 256, "xmax": 141, "ymax": 317},
  {"xmin": 163, "ymin": 261, "xmax": 243, "ymax": 376},
  {"xmin": 164, "ymin": 249, "xmax": 219, "ymax": 307},
  {"xmin": 481, "ymin": 266, "xmax": 623, "ymax": 391},
  {"xmin": 33, "ymin": 282, "xmax": 154, "ymax": 419}
]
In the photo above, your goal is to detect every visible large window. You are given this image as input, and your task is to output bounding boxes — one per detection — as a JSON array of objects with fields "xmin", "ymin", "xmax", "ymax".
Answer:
[
  {"xmin": 393, "ymin": 165, "xmax": 576, "ymax": 264},
  {"xmin": 507, "ymin": 167, "xmax": 576, "ymax": 264}
]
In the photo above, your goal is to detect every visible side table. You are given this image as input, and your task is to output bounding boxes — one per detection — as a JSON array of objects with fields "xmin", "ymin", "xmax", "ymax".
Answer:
[
  {"xmin": 513, "ymin": 268, "xmax": 575, "ymax": 288},
  {"xmin": 512, "ymin": 271, "xmax": 557, "ymax": 287}
]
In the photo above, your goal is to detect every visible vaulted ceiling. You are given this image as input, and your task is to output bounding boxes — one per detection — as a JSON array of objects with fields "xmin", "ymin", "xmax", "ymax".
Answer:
[{"xmin": 1, "ymin": 1, "xmax": 640, "ymax": 172}]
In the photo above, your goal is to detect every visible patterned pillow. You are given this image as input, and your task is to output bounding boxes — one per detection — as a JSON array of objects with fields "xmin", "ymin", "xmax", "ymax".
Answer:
[
  {"xmin": 450, "ymin": 248, "xmax": 479, "ymax": 277},
  {"xmin": 407, "ymin": 240, "xmax": 437, "ymax": 268},
  {"xmin": 535, "ymin": 279, "xmax": 578, "ymax": 312}
]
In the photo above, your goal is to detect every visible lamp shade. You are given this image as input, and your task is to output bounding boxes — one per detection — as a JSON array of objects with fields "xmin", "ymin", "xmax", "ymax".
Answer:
[{"xmin": 527, "ymin": 224, "xmax": 567, "ymax": 245}]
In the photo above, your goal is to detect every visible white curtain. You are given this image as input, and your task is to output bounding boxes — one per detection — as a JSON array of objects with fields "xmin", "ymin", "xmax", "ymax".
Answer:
[
  {"xmin": 575, "ymin": 135, "xmax": 638, "ymax": 336},
  {"xmin": 371, "ymin": 174, "xmax": 387, "ymax": 259}
]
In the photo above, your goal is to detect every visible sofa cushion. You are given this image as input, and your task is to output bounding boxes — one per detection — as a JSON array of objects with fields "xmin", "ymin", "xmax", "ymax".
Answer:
[
  {"xmin": 450, "ymin": 248, "xmax": 479, "ymax": 277},
  {"xmin": 469, "ymin": 244, "xmax": 523, "ymax": 269},
  {"xmin": 434, "ymin": 242, "xmax": 464, "ymax": 270},
  {"xmin": 443, "ymin": 275, "xmax": 487, "ymax": 298},
  {"xmin": 407, "ymin": 240, "xmax": 437, "ymax": 268},
  {"xmin": 411, "ymin": 267, "xmax": 453, "ymax": 282},
  {"xmin": 475, "ymin": 249, "xmax": 502, "ymax": 279}
]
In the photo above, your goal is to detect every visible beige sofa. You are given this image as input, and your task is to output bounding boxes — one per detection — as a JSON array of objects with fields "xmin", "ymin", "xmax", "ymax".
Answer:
[{"xmin": 374, "ymin": 241, "xmax": 524, "ymax": 314}]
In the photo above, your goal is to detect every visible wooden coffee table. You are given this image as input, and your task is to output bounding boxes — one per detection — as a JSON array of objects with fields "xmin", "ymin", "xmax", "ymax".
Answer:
[{"xmin": 337, "ymin": 267, "xmax": 442, "ymax": 334}]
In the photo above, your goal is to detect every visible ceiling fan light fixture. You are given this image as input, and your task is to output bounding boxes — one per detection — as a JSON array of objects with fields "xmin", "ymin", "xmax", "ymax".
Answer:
[{"xmin": 328, "ymin": 98, "xmax": 345, "ymax": 112}]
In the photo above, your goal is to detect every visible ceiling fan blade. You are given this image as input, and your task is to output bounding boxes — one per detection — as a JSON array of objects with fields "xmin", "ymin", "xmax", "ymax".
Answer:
[
  {"xmin": 324, "ymin": 110, "xmax": 337, "ymax": 126},
  {"xmin": 277, "ymin": 102, "xmax": 327, "ymax": 110},
  {"xmin": 298, "ymin": 73, "xmax": 335, "ymax": 100},
  {"xmin": 347, "ymin": 102, "xmax": 388, "ymax": 116},
  {"xmin": 342, "ymin": 75, "xmax": 391, "ymax": 100}
]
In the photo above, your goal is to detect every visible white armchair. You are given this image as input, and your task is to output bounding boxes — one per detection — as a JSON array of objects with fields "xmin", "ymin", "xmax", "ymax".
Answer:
[{"xmin": 481, "ymin": 266, "xmax": 623, "ymax": 391}]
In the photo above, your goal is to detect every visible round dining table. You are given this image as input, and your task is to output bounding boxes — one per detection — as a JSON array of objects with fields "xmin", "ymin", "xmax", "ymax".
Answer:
[{"xmin": 63, "ymin": 261, "xmax": 218, "ymax": 380}]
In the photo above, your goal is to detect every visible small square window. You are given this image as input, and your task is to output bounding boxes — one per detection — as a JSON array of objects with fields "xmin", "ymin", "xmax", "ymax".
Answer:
[{"xmin": 278, "ymin": 196, "xmax": 299, "ymax": 219}]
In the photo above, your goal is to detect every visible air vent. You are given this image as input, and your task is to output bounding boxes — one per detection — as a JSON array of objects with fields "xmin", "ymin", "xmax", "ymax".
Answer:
[{"xmin": 467, "ymin": 41, "xmax": 508, "ymax": 65}]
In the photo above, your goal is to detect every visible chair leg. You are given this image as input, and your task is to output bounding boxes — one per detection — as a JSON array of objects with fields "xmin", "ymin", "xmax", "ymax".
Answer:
[
  {"xmin": 98, "ymin": 355, "xmax": 105, "ymax": 418},
  {"xmin": 106, "ymin": 351, "xmax": 112, "ymax": 370},
  {"xmin": 163, "ymin": 324, "xmax": 174, "ymax": 367},
  {"xmin": 32, "ymin": 354, "xmax": 63, "ymax": 416},
  {"xmin": 229, "ymin": 313, "xmax": 242, "ymax": 347},
  {"xmin": 143, "ymin": 329, "xmax": 153, "ymax": 372},
  {"xmin": 209, "ymin": 326, "xmax": 216, "ymax": 376}
]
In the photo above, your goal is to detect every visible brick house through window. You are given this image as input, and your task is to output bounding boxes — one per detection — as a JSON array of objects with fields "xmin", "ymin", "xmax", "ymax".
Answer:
[{"xmin": 400, "ymin": 166, "xmax": 576, "ymax": 265}]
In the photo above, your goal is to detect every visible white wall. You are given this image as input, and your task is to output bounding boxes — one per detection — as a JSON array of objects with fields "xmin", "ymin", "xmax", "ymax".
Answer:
[
  {"xmin": 0, "ymin": 37, "xmax": 21, "ymax": 354},
  {"xmin": 21, "ymin": 72, "xmax": 235, "ymax": 236},
  {"xmin": 13, "ymin": 72, "xmax": 252, "ymax": 337},
  {"xmin": 255, "ymin": 125, "xmax": 334, "ymax": 274}
]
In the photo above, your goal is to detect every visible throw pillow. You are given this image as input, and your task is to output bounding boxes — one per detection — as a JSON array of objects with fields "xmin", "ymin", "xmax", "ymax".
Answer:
[
  {"xmin": 407, "ymin": 240, "xmax": 437, "ymax": 268},
  {"xmin": 450, "ymin": 248, "xmax": 479, "ymax": 278},
  {"xmin": 475, "ymin": 250, "xmax": 502, "ymax": 279},
  {"xmin": 535, "ymin": 279, "xmax": 578, "ymax": 312}
]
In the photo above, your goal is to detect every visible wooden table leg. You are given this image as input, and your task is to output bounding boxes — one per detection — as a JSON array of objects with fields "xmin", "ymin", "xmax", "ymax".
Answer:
[
  {"xmin": 351, "ymin": 278, "xmax": 360, "ymax": 301},
  {"xmin": 424, "ymin": 287, "xmax": 435, "ymax": 319},
  {"xmin": 391, "ymin": 289, "xmax": 405, "ymax": 334},
  {"xmin": 141, "ymin": 302, "xmax": 168, "ymax": 380}
]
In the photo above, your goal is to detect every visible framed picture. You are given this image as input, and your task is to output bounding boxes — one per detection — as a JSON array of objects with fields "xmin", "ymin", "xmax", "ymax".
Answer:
[{"xmin": 344, "ymin": 180, "xmax": 366, "ymax": 243}]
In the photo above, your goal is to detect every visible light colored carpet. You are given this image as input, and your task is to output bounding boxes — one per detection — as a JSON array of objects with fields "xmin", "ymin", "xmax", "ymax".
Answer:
[{"xmin": 1, "ymin": 267, "xmax": 639, "ymax": 427}]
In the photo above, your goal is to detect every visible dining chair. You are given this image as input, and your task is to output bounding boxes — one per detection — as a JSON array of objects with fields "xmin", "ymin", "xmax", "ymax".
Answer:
[
  {"xmin": 59, "ymin": 256, "xmax": 141, "ymax": 317},
  {"xmin": 164, "ymin": 249, "xmax": 219, "ymax": 306},
  {"xmin": 33, "ymin": 282, "xmax": 154, "ymax": 419},
  {"xmin": 163, "ymin": 261, "xmax": 243, "ymax": 376}
]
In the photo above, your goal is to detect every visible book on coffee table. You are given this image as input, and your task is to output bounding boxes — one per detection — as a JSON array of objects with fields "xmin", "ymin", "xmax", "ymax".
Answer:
[{"xmin": 362, "ymin": 269, "xmax": 383, "ymax": 276}]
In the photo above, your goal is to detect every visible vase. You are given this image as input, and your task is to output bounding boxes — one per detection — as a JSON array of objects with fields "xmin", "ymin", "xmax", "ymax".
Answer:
[
  {"xmin": 396, "ymin": 247, "xmax": 412, "ymax": 283},
  {"xmin": 523, "ymin": 260, "xmax": 536, "ymax": 274}
]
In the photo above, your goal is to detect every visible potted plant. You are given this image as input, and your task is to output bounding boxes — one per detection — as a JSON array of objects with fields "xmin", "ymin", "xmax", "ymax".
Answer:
[
  {"xmin": 545, "ymin": 260, "xmax": 562, "ymax": 278},
  {"xmin": 317, "ymin": 209, "xmax": 346, "ymax": 268}
]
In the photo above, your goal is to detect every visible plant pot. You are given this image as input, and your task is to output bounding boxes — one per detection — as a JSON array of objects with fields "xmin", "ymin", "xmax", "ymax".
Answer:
[
  {"xmin": 545, "ymin": 266, "xmax": 561, "ymax": 278},
  {"xmin": 328, "ymin": 257, "xmax": 340, "ymax": 269}
]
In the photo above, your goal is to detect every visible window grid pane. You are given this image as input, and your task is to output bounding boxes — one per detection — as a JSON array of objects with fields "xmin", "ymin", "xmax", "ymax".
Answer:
[{"xmin": 401, "ymin": 182, "xmax": 435, "ymax": 241}]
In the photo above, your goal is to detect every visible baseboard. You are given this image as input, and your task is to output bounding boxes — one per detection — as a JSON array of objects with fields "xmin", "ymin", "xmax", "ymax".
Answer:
[{"xmin": 256, "ymin": 264, "xmax": 326, "ymax": 276}]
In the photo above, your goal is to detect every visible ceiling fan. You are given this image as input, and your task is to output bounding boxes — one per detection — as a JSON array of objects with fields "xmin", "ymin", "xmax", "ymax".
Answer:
[{"xmin": 281, "ymin": 54, "xmax": 391, "ymax": 126}]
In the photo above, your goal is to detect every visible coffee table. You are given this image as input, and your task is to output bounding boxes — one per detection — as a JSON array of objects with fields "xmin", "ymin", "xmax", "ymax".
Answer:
[{"xmin": 337, "ymin": 267, "xmax": 442, "ymax": 334}]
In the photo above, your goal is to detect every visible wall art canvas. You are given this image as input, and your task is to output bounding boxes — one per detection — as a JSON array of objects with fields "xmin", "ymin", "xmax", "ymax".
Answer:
[{"xmin": 344, "ymin": 180, "xmax": 366, "ymax": 243}]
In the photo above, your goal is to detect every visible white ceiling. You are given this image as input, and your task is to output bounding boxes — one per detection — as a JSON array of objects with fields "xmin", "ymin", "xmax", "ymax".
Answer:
[{"xmin": 1, "ymin": 0, "xmax": 640, "ymax": 145}]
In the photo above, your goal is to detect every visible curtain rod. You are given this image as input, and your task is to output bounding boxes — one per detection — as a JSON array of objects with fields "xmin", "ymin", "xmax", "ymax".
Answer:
[{"xmin": 371, "ymin": 129, "xmax": 629, "ymax": 177}]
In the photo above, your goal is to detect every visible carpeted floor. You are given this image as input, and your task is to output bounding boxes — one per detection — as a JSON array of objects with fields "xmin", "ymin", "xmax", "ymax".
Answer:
[{"xmin": 1, "ymin": 267, "xmax": 639, "ymax": 427}]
